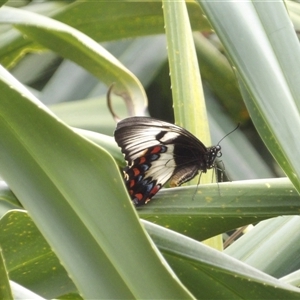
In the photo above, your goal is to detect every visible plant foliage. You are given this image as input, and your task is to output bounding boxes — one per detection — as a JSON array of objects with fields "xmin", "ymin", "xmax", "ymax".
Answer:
[{"xmin": 0, "ymin": 0, "xmax": 300, "ymax": 299}]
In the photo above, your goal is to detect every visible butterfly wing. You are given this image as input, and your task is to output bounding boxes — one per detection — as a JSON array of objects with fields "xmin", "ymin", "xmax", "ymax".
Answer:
[{"xmin": 114, "ymin": 117, "xmax": 210, "ymax": 206}]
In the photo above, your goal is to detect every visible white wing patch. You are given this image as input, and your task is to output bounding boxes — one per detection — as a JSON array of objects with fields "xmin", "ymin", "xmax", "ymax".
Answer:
[
  {"xmin": 158, "ymin": 131, "xmax": 180, "ymax": 143},
  {"xmin": 143, "ymin": 145, "xmax": 176, "ymax": 185},
  {"xmin": 117, "ymin": 127, "xmax": 180, "ymax": 164}
]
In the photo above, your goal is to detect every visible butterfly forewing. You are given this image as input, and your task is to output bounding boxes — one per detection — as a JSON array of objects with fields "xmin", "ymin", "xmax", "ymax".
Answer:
[{"xmin": 114, "ymin": 117, "xmax": 221, "ymax": 206}]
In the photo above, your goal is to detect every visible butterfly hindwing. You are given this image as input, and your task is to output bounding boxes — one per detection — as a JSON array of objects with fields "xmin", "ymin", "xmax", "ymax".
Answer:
[
  {"xmin": 123, "ymin": 144, "xmax": 174, "ymax": 206},
  {"xmin": 114, "ymin": 117, "xmax": 221, "ymax": 206}
]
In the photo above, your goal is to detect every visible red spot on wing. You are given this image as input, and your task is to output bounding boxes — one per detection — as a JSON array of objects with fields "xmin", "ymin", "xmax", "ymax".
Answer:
[
  {"xmin": 144, "ymin": 185, "xmax": 161, "ymax": 204},
  {"xmin": 150, "ymin": 146, "xmax": 162, "ymax": 154},
  {"xmin": 129, "ymin": 180, "xmax": 135, "ymax": 188},
  {"xmin": 139, "ymin": 156, "xmax": 146, "ymax": 164},
  {"xmin": 135, "ymin": 193, "xmax": 143, "ymax": 201},
  {"xmin": 122, "ymin": 144, "xmax": 166, "ymax": 206},
  {"xmin": 132, "ymin": 168, "xmax": 140, "ymax": 176},
  {"xmin": 150, "ymin": 185, "xmax": 161, "ymax": 196}
]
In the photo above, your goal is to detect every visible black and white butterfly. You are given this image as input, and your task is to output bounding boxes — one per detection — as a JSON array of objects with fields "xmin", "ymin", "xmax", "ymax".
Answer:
[{"xmin": 114, "ymin": 116, "xmax": 232, "ymax": 206}]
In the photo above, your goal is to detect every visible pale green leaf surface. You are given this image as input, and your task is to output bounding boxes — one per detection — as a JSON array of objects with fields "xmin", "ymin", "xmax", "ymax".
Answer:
[
  {"xmin": 49, "ymin": 96, "xmax": 119, "ymax": 134},
  {"xmin": 0, "ymin": 181, "xmax": 21, "ymax": 216},
  {"xmin": 54, "ymin": 0, "xmax": 209, "ymax": 42},
  {"xmin": 193, "ymin": 33, "xmax": 246, "ymax": 123},
  {"xmin": 0, "ymin": 211, "xmax": 76, "ymax": 298},
  {"xmin": 0, "ymin": 66, "xmax": 194, "ymax": 299},
  {"xmin": 0, "ymin": 1, "xmax": 209, "ymax": 67},
  {"xmin": 0, "ymin": 1, "xmax": 8, "ymax": 8},
  {"xmin": 225, "ymin": 216, "xmax": 300, "ymax": 278},
  {"xmin": 3, "ymin": 206, "xmax": 300, "ymax": 299},
  {"xmin": 162, "ymin": 0, "xmax": 221, "ymax": 249},
  {"xmin": 74, "ymin": 128, "xmax": 124, "ymax": 166},
  {"xmin": 144, "ymin": 220, "xmax": 300, "ymax": 299},
  {"xmin": 10, "ymin": 281, "xmax": 46, "ymax": 300},
  {"xmin": 0, "ymin": 6, "xmax": 147, "ymax": 115},
  {"xmin": 281, "ymin": 269, "xmax": 300, "ymax": 287},
  {"xmin": 138, "ymin": 178, "xmax": 300, "ymax": 240},
  {"xmin": 205, "ymin": 88, "xmax": 275, "ymax": 180},
  {"xmin": 0, "ymin": 249, "xmax": 13, "ymax": 300},
  {"xmin": 41, "ymin": 36, "xmax": 167, "ymax": 105},
  {"xmin": 0, "ymin": 2, "xmax": 67, "ymax": 68},
  {"xmin": 197, "ymin": 1, "xmax": 300, "ymax": 192},
  {"xmin": 237, "ymin": 78, "xmax": 291, "ymax": 176},
  {"xmin": 0, "ymin": 68, "xmax": 134, "ymax": 299},
  {"xmin": 287, "ymin": 1, "xmax": 300, "ymax": 32},
  {"xmin": 2, "ymin": 175, "xmax": 299, "ymax": 243},
  {"xmin": 163, "ymin": 0, "xmax": 207, "ymax": 139},
  {"xmin": 1, "ymin": 2, "xmax": 299, "ymax": 299}
]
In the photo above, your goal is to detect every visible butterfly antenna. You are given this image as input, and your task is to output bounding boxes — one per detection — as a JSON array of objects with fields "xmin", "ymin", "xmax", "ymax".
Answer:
[
  {"xmin": 217, "ymin": 123, "xmax": 240, "ymax": 145},
  {"xmin": 214, "ymin": 125, "xmax": 239, "ymax": 195}
]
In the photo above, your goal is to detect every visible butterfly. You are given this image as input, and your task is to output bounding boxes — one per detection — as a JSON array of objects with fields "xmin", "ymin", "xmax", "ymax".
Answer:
[{"xmin": 114, "ymin": 116, "xmax": 231, "ymax": 206}]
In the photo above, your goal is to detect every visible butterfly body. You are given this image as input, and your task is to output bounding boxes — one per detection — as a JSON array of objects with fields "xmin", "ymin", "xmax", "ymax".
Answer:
[{"xmin": 114, "ymin": 117, "xmax": 221, "ymax": 206}]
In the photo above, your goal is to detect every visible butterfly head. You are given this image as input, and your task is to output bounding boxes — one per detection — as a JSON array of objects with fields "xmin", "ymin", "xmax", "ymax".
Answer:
[
  {"xmin": 204, "ymin": 124, "xmax": 240, "ymax": 170},
  {"xmin": 206, "ymin": 145, "xmax": 222, "ymax": 168}
]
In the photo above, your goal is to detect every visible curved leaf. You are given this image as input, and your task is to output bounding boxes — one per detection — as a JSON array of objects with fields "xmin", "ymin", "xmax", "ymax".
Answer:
[
  {"xmin": 0, "ymin": 65, "xmax": 193, "ymax": 299},
  {"xmin": 0, "ymin": 6, "xmax": 147, "ymax": 115}
]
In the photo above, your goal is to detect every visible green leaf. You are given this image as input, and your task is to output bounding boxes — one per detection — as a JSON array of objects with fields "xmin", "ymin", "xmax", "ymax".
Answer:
[
  {"xmin": 0, "ymin": 1, "xmax": 209, "ymax": 68},
  {"xmin": 0, "ymin": 181, "xmax": 21, "ymax": 216},
  {"xmin": 163, "ymin": 0, "xmax": 208, "ymax": 139},
  {"xmin": 0, "ymin": 248, "xmax": 13, "ymax": 300},
  {"xmin": 2, "ymin": 1, "xmax": 300, "ymax": 299},
  {"xmin": 197, "ymin": 1, "xmax": 300, "ymax": 192},
  {"xmin": 0, "ymin": 6, "xmax": 147, "ymax": 115},
  {"xmin": 225, "ymin": 216, "xmax": 300, "ymax": 278},
  {"xmin": 0, "ymin": 210, "xmax": 76, "ymax": 297},
  {"xmin": 193, "ymin": 33, "xmax": 246, "ymax": 123},
  {"xmin": 138, "ymin": 177, "xmax": 300, "ymax": 240},
  {"xmin": 162, "ymin": 0, "xmax": 222, "ymax": 249},
  {"xmin": 144, "ymin": 221, "xmax": 300, "ymax": 299},
  {"xmin": 0, "ymin": 66, "xmax": 193, "ymax": 298}
]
